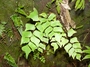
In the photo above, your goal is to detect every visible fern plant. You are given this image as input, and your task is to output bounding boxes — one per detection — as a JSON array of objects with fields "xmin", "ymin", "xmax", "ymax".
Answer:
[
  {"xmin": 46, "ymin": 0, "xmax": 85, "ymax": 14},
  {"xmin": 4, "ymin": 52, "xmax": 18, "ymax": 67},
  {"xmin": 0, "ymin": 21, "xmax": 7, "ymax": 37},
  {"xmin": 18, "ymin": 8, "xmax": 82, "ymax": 62},
  {"xmin": 83, "ymin": 46, "xmax": 90, "ymax": 67}
]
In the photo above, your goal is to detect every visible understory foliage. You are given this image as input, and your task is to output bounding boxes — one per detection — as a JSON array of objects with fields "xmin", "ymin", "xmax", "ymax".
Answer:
[
  {"xmin": 19, "ymin": 8, "xmax": 82, "ymax": 62},
  {"xmin": 0, "ymin": 21, "xmax": 7, "ymax": 37},
  {"xmin": 1, "ymin": 0, "xmax": 90, "ymax": 67},
  {"xmin": 47, "ymin": 0, "xmax": 85, "ymax": 14},
  {"xmin": 4, "ymin": 52, "xmax": 17, "ymax": 67}
]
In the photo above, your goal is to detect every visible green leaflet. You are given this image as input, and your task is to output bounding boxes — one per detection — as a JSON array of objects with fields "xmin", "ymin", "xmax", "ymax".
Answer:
[
  {"xmin": 27, "ymin": 8, "xmax": 39, "ymax": 21},
  {"xmin": 48, "ymin": 13, "xmax": 56, "ymax": 21},
  {"xmin": 83, "ymin": 55, "xmax": 90, "ymax": 60},
  {"xmin": 22, "ymin": 31, "xmax": 32, "ymax": 37},
  {"xmin": 22, "ymin": 45, "xmax": 31, "ymax": 59},
  {"xmin": 71, "ymin": 52, "xmax": 77, "ymax": 59},
  {"xmin": 41, "ymin": 37, "xmax": 49, "ymax": 44},
  {"xmin": 39, "ymin": 17, "xmax": 47, "ymax": 23},
  {"xmin": 38, "ymin": 48, "xmax": 43, "ymax": 53},
  {"xmin": 56, "ymin": 4, "xmax": 60, "ymax": 14},
  {"xmin": 76, "ymin": 54, "xmax": 81, "ymax": 61},
  {"xmin": 74, "ymin": 49, "xmax": 82, "ymax": 53},
  {"xmin": 11, "ymin": 14, "xmax": 23, "ymax": 27},
  {"xmin": 33, "ymin": 30, "xmax": 43, "ymax": 40},
  {"xmin": 28, "ymin": 42, "xmax": 37, "ymax": 52},
  {"xmin": 40, "ymin": 12, "xmax": 47, "ymax": 18},
  {"xmin": 55, "ymin": 33, "xmax": 62, "ymax": 43},
  {"xmin": 50, "ymin": 20, "xmax": 62, "ymax": 27},
  {"xmin": 15, "ymin": 7, "xmax": 27, "ymax": 16},
  {"xmin": 39, "ymin": 43, "xmax": 46, "ymax": 50},
  {"xmin": 36, "ymin": 22, "xmax": 44, "ymax": 32},
  {"xmin": 64, "ymin": 43, "xmax": 72, "ymax": 53},
  {"xmin": 45, "ymin": 26, "xmax": 53, "ymax": 36},
  {"xmin": 70, "ymin": 37, "xmax": 79, "ymax": 43},
  {"xmin": 25, "ymin": 23, "xmax": 35, "ymax": 31},
  {"xmin": 0, "ymin": 24, "xmax": 5, "ymax": 36},
  {"xmin": 30, "ymin": 36, "xmax": 40, "ymax": 47},
  {"xmin": 83, "ymin": 50, "xmax": 90, "ymax": 54},
  {"xmin": 21, "ymin": 37, "xmax": 30, "ymax": 44},
  {"xmin": 68, "ymin": 29, "xmax": 76, "ymax": 37},
  {"xmin": 48, "ymin": 31, "xmax": 55, "ymax": 39},
  {"xmin": 69, "ymin": 48, "xmax": 75, "ymax": 57},
  {"xmin": 73, "ymin": 43, "xmax": 81, "ymax": 48},
  {"xmin": 51, "ymin": 43, "xmax": 58, "ymax": 52},
  {"xmin": 75, "ymin": 0, "xmax": 81, "ymax": 9},
  {"xmin": 60, "ymin": 37, "xmax": 69, "ymax": 47},
  {"xmin": 53, "ymin": 27, "xmax": 64, "ymax": 32},
  {"xmin": 42, "ymin": 21, "xmax": 50, "ymax": 32},
  {"xmin": 75, "ymin": 0, "xmax": 85, "ymax": 10}
]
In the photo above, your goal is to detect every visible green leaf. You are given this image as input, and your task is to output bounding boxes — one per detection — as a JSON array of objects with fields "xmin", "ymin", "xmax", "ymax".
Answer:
[
  {"xmin": 53, "ymin": 27, "xmax": 64, "ymax": 32},
  {"xmin": 1, "ymin": 21, "xmax": 7, "ymax": 25},
  {"xmin": 64, "ymin": 43, "xmax": 72, "ymax": 53},
  {"xmin": 39, "ymin": 17, "xmax": 47, "ymax": 23},
  {"xmin": 42, "ymin": 21, "xmax": 50, "ymax": 32},
  {"xmin": 56, "ymin": 4, "xmax": 60, "ymax": 14},
  {"xmin": 51, "ymin": 43, "xmax": 58, "ymax": 52},
  {"xmin": 39, "ymin": 43, "xmax": 46, "ymax": 50},
  {"xmin": 36, "ymin": 22, "xmax": 44, "ymax": 32},
  {"xmin": 33, "ymin": 30, "xmax": 43, "ymax": 40},
  {"xmin": 48, "ymin": 13, "xmax": 56, "ymax": 21},
  {"xmin": 59, "ymin": 0, "xmax": 62, "ymax": 3},
  {"xmin": 22, "ymin": 45, "xmax": 31, "ymax": 59},
  {"xmin": 55, "ymin": 33, "xmax": 62, "ymax": 43},
  {"xmin": 70, "ymin": 37, "xmax": 79, "ymax": 43},
  {"xmin": 83, "ymin": 50, "xmax": 90, "ymax": 54},
  {"xmin": 4, "ymin": 53, "xmax": 17, "ymax": 67},
  {"xmin": 15, "ymin": 8, "xmax": 27, "ymax": 16},
  {"xmin": 25, "ymin": 23, "xmax": 35, "ymax": 31},
  {"xmin": 75, "ymin": 49, "xmax": 82, "ymax": 53},
  {"xmin": 0, "ymin": 24, "xmax": 5, "ymax": 30},
  {"xmin": 60, "ymin": 37, "xmax": 69, "ymax": 46},
  {"xmin": 38, "ymin": 48, "xmax": 43, "ymax": 53},
  {"xmin": 75, "ymin": 0, "xmax": 81, "ymax": 9},
  {"xmin": 50, "ymin": 20, "xmax": 62, "ymax": 27},
  {"xmin": 30, "ymin": 36, "xmax": 40, "ymax": 47},
  {"xmin": 69, "ymin": 48, "xmax": 75, "ymax": 57},
  {"xmin": 40, "ymin": 12, "xmax": 47, "ymax": 18},
  {"xmin": 68, "ymin": 29, "xmax": 76, "ymax": 37},
  {"xmin": 85, "ymin": 46, "xmax": 90, "ymax": 49},
  {"xmin": 88, "ymin": 64, "xmax": 90, "ymax": 67},
  {"xmin": 76, "ymin": 54, "xmax": 81, "ymax": 60},
  {"xmin": 27, "ymin": 8, "xmax": 39, "ymax": 21},
  {"xmin": 83, "ymin": 55, "xmax": 90, "ymax": 60},
  {"xmin": 28, "ymin": 42, "xmax": 37, "ymax": 51},
  {"xmin": 22, "ymin": 31, "xmax": 32, "ymax": 37},
  {"xmin": 45, "ymin": 26, "xmax": 53, "ymax": 36},
  {"xmin": 21, "ymin": 37, "xmax": 30, "ymax": 44},
  {"xmin": 42, "ymin": 37, "xmax": 49, "ymax": 44},
  {"xmin": 11, "ymin": 14, "xmax": 23, "ymax": 27},
  {"xmin": 72, "ymin": 52, "xmax": 77, "ymax": 59},
  {"xmin": 48, "ymin": 31, "xmax": 55, "ymax": 39},
  {"xmin": 75, "ymin": 0, "xmax": 83, "ymax": 10},
  {"xmin": 73, "ymin": 43, "xmax": 81, "ymax": 48}
]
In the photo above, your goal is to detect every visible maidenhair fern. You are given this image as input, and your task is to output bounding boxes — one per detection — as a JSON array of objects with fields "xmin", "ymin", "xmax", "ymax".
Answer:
[{"xmin": 19, "ymin": 8, "xmax": 82, "ymax": 61}]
